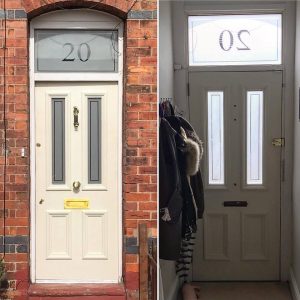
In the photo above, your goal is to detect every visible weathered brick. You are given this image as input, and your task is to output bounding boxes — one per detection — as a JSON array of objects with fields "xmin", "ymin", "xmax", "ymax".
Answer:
[
  {"xmin": 127, "ymin": 47, "xmax": 151, "ymax": 57},
  {"xmin": 126, "ymin": 254, "xmax": 138, "ymax": 264},
  {"xmin": 126, "ymin": 84, "xmax": 151, "ymax": 94},
  {"xmin": 126, "ymin": 156, "xmax": 149, "ymax": 166},
  {"xmin": 124, "ymin": 192, "xmax": 151, "ymax": 202},
  {"xmin": 139, "ymin": 202, "xmax": 157, "ymax": 211},
  {"xmin": 125, "ymin": 202, "xmax": 138, "ymax": 211},
  {"xmin": 126, "ymin": 263, "xmax": 139, "ymax": 272},
  {"xmin": 125, "ymin": 175, "xmax": 150, "ymax": 184},
  {"xmin": 125, "ymin": 211, "xmax": 150, "ymax": 219}
]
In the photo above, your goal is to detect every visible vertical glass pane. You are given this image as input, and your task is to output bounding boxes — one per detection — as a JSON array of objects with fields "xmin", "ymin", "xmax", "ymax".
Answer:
[
  {"xmin": 247, "ymin": 91, "xmax": 263, "ymax": 185},
  {"xmin": 208, "ymin": 91, "xmax": 225, "ymax": 185},
  {"xmin": 52, "ymin": 98, "xmax": 65, "ymax": 184},
  {"xmin": 88, "ymin": 98, "xmax": 101, "ymax": 184}
]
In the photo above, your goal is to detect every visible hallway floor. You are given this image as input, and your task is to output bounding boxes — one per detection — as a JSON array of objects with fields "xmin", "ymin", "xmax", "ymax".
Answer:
[{"xmin": 192, "ymin": 282, "xmax": 292, "ymax": 300}]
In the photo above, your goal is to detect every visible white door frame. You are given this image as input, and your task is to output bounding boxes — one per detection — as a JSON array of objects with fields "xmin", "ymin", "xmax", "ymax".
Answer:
[
  {"xmin": 172, "ymin": 0, "xmax": 295, "ymax": 281},
  {"xmin": 29, "ymin": 9, "xmax": 124, "ymax": 283}
]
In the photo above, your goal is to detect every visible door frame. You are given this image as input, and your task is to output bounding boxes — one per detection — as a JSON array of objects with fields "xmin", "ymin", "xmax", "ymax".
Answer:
[
  {"xmin": 29, "ymin": 9, "xmax": 124, "ymax": 283},
  {"xmin": 172, "ymin": 0, "xmax": 295, "ymax": 281}
]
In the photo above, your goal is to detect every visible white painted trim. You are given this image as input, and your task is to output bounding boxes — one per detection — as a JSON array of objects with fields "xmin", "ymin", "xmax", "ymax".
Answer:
[
  {"xmin": 157, "ymin": 2, "xmax": 161, "ymax": 296},
  {"xmin": 32, "ymin": 21, "xmax": 119, "ymax": 29},
  {"xmin": 45, "ymin": 91, "xmax": 72, "ymax": 192},
  {"xmin": 35, "ymin": 279, "xmax": 118, "ymax": 284},
  {"xmin": 30, "ymin": 9, "xmax": 124, "ymax": 284},
  {"xmin": 117, "ymin": 23, "xmax": 124, "ymax": 284},
  {"xmin": 188, "ymin": 65, "xmax": 284, "ymax": 72},
  {"xmin": 29, "ymin": 17, "xmax": 36, "ymax": 283},
  {"xmin": 290, "ymin": 268, "xmax": 300, "ymax": 300},
  {"xmin": 34, "ymin": 73, "xmax": 120, "ymax": 82},
  {"xmin": 172, "ymin": 0, "xmax": 295, "ymax": 282},
  {"xmin": 80, "ymin": 90, "xmax": 109, "ymax": 192},
  {"xmin": 166, "ymin": 276, "xmax": 180, "ymax": 300}
]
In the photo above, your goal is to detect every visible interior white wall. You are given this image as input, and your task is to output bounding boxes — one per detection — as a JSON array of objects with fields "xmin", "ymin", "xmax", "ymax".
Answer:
[
  {"xmin": 159, "ymin": 0, "xmax": 174, "ymax": 100},
  {"xmin": 172, "ymin": 0, "xmax": 188, "ymax": 118},
  {"xmin": 160, "ymin": 260, "xmax": 180, "ymax": 300},
  {"xmin": 291, "ymin": 1, "xmax": 300, "ymax": 297}
]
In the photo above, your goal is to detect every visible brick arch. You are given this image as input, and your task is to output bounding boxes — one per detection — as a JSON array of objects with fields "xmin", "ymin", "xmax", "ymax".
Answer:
[{"xmin": 22, "ymin": 0, "xmax": 134, "ymax": 19}]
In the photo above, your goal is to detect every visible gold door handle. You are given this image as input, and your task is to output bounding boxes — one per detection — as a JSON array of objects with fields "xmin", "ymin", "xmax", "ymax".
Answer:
[
  {"xmin": 73, "ymin": 107, "xmax": 79, "ymax": 129},
  {"xmin": 73, "ymin": 181, "xmax": 81, "ymax": 191},
  {"xmin": 39, "ymin": 199, "xmax": 45, "ymax": 204}
]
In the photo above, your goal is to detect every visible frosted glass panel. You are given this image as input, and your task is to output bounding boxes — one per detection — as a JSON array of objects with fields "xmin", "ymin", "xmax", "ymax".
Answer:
[
  {"xmin": 189, "ymin": 14, "xmax": 282, "ymax": 66},
  {"xmin": 247, "ymin": 91, "xmax": 263, "ymax": 185},
  {"xmin": 208, "ymin": 91, "xmax": 225, "ymax": 185},
  {"xmin": 35, "ymin": 30, "xmax": 118, "ymax": 72}
]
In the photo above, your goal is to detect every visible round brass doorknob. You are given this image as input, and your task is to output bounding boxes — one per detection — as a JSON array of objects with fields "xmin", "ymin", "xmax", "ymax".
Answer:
[{"xmin": 73, "ymin": 181, "xmax": 81, "ymax": 190}]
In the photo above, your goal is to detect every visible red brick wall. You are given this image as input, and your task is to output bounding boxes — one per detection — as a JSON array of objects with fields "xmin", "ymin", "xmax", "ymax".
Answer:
[{"xmin": 0, "ymin": 1, "xmax": 157, "ymax": 299}]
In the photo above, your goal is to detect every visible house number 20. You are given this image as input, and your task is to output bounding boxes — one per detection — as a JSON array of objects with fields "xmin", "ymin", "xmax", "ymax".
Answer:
[
  {"xmin": 219, "ymin": 30, "xmax": 251, "ymax": 51},
  {"xmin": 63, "ymin": 42, "xmax": 91, "ymax": 62}
]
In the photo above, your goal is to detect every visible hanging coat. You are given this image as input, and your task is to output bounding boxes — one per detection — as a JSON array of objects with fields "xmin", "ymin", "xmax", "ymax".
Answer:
[
  {"xmin": 165, "ymin": 116, "xmax": 204, "ymax": 219},
  {"xmin": 159, "ymin": 118, "xmax": 185, "ymax": 260}
]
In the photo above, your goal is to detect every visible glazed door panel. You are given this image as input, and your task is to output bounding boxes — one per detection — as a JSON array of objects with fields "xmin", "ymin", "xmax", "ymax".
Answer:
[
  {"xmin": 35, "ymin": 82, "xmax": 119, "ymax": 282},
  {"xmin": 190, "ymin": 71, "xmax": 282, "ymax": 280}
]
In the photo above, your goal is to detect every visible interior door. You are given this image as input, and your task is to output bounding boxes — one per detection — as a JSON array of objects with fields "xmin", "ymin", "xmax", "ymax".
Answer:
[
  {"xmin": 189, "ymin": 71, "xmax": 282, "ymax": 281},
  {"xmin": 35, "ymin": 82, "xmax": 119, "ymax": 282}
]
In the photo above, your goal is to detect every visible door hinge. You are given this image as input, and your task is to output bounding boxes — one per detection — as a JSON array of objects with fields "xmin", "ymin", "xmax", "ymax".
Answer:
[
  {"xmin": 272, "ymin": 138, "xmax": 285, "ymax": 147},
  {"xmin": 187, "ymin": 82, "xmax": 190, "ymax": 97}
]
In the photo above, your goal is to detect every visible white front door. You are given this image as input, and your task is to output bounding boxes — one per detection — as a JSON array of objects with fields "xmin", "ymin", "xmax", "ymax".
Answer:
[
  {"xmin": 35, "ymin": 82, "xmax": 120, "ymax": 282},
  {"xmin": 190, "ymin": 71, "xmax": 282, "ymax": 280}
]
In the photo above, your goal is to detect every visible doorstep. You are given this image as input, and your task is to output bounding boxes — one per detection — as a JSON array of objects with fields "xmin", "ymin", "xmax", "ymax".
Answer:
[{"xmin": 28, "ymin": 283, "xmax": 126, "ymax": 300}]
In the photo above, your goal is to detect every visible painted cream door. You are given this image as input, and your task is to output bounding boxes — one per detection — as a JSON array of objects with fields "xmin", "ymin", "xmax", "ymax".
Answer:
[
  {"xmin": 35, "ymin": 82, "xmax": 119, "ymax": 282},
  {"xmin": 190, "ymin": 71, "xmax": 282, "ymax": 281}
]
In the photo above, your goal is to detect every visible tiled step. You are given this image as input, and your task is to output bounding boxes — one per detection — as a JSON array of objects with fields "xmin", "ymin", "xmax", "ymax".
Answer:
[{"xmin": 28, "ymin": 283, "xmax": 126, "ymax": 300}]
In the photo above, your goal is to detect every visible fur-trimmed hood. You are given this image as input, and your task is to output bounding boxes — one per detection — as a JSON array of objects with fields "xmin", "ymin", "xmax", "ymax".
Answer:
[{"xmin": 180, "ymin": 127, "xmax": 202, "ymax": 176}]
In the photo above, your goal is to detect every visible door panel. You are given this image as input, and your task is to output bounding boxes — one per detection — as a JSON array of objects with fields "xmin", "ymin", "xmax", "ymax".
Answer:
[
  {"xmin": 190, "ymin": 71, "xmax": 282, "ymax": 281},
  {"xmin": 35, "ymin": 82, "xmax": 119, "ymax": 282}
]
